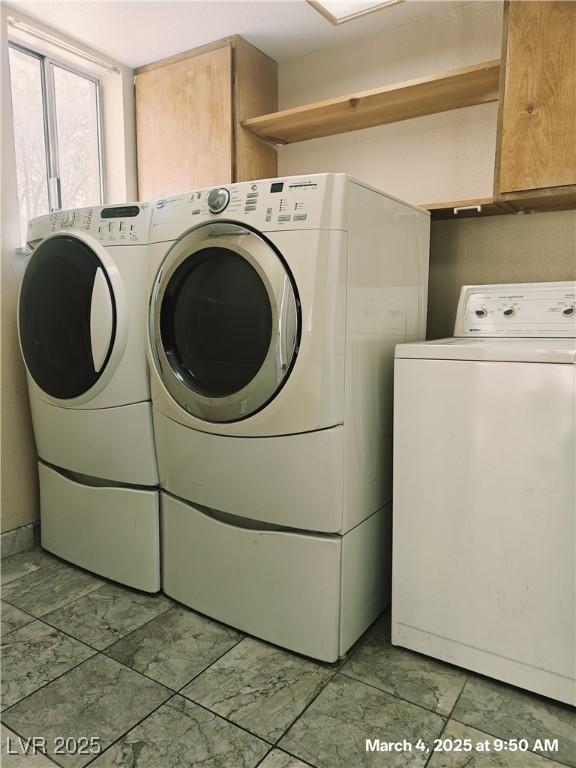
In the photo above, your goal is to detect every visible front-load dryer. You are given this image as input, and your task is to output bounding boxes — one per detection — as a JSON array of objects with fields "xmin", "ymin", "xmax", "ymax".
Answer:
[
  {"xmin": 148, "ymin": 174, "xmax": 430, "ymax": 658},
  {"xmin": 19, "ymin": 204, "xmax": 160, "ymax": 591}
]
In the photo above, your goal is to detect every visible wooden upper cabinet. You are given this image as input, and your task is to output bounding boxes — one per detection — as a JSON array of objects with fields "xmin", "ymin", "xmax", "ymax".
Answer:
[
  {"xmin": 495, "ymin": 1, "xmax": 576, "ymax": 197},
  {"xmin": 135, "ymin": 36, "xmax": 277, "ymax": 200}
]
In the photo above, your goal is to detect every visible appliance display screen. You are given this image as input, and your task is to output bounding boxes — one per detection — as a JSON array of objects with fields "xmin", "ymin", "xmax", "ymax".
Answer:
[{"xmin": 270, "ymin": 182, "xmax": 284, "ymax": 193}]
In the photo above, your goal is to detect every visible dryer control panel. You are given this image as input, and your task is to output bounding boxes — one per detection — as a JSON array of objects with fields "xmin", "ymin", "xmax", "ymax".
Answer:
[
  {"xmin": 27, "ymin": 204, "xmax": 152, "ymax": 245},
  {"xmin": 454, "ymin": 282, "xmax": 576, "ymax": 338}
]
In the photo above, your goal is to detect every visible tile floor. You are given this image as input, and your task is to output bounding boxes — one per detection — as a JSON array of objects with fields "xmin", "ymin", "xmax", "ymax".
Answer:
[{"xmin": 1, "ymin": 548, "xmax": 574, "ymax": 768}]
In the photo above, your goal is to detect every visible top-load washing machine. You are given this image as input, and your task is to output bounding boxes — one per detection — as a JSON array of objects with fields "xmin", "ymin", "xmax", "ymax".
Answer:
[
  {"xmin": 148, "ymin": 173, "xmax": 430, "ymax": 659},
  {"xmin": 392, "ymin": 281, "xmax": 576, "ymax": 705},
  {"xmin": 19, "ymin": 204, "xmax": 160, "ymax": 591}
]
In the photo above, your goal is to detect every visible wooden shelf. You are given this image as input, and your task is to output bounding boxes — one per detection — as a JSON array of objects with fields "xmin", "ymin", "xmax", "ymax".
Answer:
[
  {"xmin": 424, "ymin": 188, "xmax": 576, "ymax": 220},
  {"xmin": 424, "ymin": 198, "xmax": 514, "ymax": 220},
  {"xmin": 243, "ymin": 60, "xmax": 500, "ymax": 145}
]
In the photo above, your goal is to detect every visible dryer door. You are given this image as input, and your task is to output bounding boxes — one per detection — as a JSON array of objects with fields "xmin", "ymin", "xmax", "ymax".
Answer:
[
  {"xmin": 150, "ymin": 222, "xmax": 300, "ymax": 423},
  {"xmin": 18, "ymin": 232, "xmax": 126, "ymax": 403}
]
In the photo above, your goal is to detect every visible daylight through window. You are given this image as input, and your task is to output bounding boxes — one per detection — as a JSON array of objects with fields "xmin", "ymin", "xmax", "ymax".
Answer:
[{"xmin": 8, "ymin": 42, "xmax": 103, "ymax": 244}]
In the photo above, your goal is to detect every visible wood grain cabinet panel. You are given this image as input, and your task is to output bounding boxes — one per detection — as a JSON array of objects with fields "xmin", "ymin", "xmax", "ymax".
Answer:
[
  {"xmin": 496, "ymin": 0, "xmax": 576, "ymax": 195},
  {"xmin": 135, "ymin": 36, "xmax": 277, "ymax": 200}
]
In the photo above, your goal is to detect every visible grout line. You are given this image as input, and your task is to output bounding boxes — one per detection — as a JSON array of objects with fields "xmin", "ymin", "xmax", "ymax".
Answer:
[
  {"xmin": 1, "ymin": 577, "xmax": 106, "ymax": 621},
  {"xmin": 271, "ymin": 667, "xmax": 339, "ymax": 747},
  {"xmin": 336, "ymin": 670, "xmax": 450, "ymax": 722},
  {"xmin": 82, "ymin": 692, "xmax": 179, "ymax": 768},
  {"xmin": 42, "ymin": 596, "xmax": 174, "ymax": 653},
  {"xmin": 1, "ymin": 719, "xmax": 62, "ymax": 767},
  {"xmin": 1, "ymin": 649, "xmax": 99, "ymax": 718}
]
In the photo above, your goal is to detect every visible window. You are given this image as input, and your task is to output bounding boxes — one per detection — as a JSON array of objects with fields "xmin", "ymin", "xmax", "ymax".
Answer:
[{"xmin": 8, "ymin": 42, "xmax": 103, "ymax": 244}]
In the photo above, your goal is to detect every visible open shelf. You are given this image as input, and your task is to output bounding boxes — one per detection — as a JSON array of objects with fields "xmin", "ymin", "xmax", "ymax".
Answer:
[
  {"xmin": 424, "ymin": 198, "xmax": 515, "ymax": 220},
  {"xmin": 424, "ymin": 188, "xmax": 576, "ymax": 219},
  {"xmin": 243, "ymin": 60, "xmax": 500, "ymax": 145}
]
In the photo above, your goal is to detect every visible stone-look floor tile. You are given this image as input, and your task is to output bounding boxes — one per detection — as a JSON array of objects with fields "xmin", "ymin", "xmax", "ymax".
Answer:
[
  {"xmin": 1, "ymin": 548, "xmax": 58, "ymax": 586},
  {"xmin": 181, "ymin": 637, "xmax": 333, "ymax": 742},
  {"xmin": 258, "ymin": 750, "xmax": 312, "ymax": 767},
  {"xmin": 279, "ymin": 673, "xmax": 445, "ymax": 768},
  {"xmin": 427, "ymin": 720, "xmax": 569, "ymax": 767},
  {"xmin": 0, "ymin": 525, "xmax": 36, "ymax": 561},
  {"xmin": 106, "ymin": 605, "xmax": 243, "ymax": 689},
  {"xmin": 1, "ymin": 724, "xmax": 57, "ymax": 767},
  {"xmin": 452, "ymin": 677, "xmax": 576, "ymax": 767},
  {"xmin": 1, "ymin": 620, "xmax": 95, "ymax": 709},
  {"xmin": 1, "ymin": 560, "xmax": 104, "ymax": 618},
  {"xmin": 343, "ymin": 615, "xmax": 467, "ymax": 715},
  {"xmin": 1, "ymin": 602, "xmax": 34, "ymax": 637},
  {"xmin": 2, "ymin": 654, "xmax": 171, "ymax": 768},
  {"xmin": 90, "ymin": 694, "xmax": 268, "ymax": 768},
  {"xmin": 43, "ymin": 583, "xmax": 172, "ymax": 651}
]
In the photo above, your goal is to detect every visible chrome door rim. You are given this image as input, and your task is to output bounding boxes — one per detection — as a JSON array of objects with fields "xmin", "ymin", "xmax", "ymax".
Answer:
[{"xmin": 150, "ymin": 222, "xmax": 300, "ymax": 422}]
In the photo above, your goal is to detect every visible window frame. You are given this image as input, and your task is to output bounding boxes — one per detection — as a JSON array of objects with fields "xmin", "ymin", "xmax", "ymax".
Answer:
[{"xmin": 8, "ymin": 39, "xmax": 105, "ymax": 213}]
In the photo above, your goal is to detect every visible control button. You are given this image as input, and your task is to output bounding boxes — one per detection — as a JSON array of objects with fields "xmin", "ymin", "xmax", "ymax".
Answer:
[
  {"xmin": 191, "ymin": 209, "xmax": 201, "ymax": 215},
  {"xmin": 562, "ymin": 306, "xmax": 575, "ymax": 317},
  {"xmin": 293, "ymin": 214, "xmax": 307, "ymax": 221},
  {"xmin": 247, "ymin": 192, "xmax": 258, "ymax": 199},
  {"xmin": 503, "ymin": 308, "xmax": 516, "ymax": 317},
  {"xmin": 207, "ymin": 187, "xmax": 230, "ymax": 214},
  {"xmin": 266, "ymin": 207, "xmax": 272, "ymax": 214},
  {"xmin": 245, "ymin": 206, "xmax": 257, "ymax": 212},
  {"xmin": 251, "ymin": 184, "xmax": 258, "ymax": 191},
  {"xmin": 265, "ymin": 215, "xmax": 272, "ymax": 222},
  {"xmin": 278, "ymin": 214, "xmax": 291, "ymax": 222},
  {"xmin": 474, "ymin": 309, "xmax": 487, "ymax": 318}
]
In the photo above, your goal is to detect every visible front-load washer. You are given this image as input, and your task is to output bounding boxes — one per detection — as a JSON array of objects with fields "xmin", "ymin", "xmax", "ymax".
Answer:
[
  {"xmin": 18, "ymin": 204, "xmax": 160, "ymax": 591},
  {"xmin": 392, "ymin": 281, "xmax": 576, "ymax": 705},
  {"xmin": 148, "ymin": 173, "xmax": 430, "ymax": 660}
]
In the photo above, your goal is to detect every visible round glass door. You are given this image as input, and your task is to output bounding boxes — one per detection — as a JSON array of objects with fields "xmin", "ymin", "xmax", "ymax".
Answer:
[
  {"xmin": 19, "ymin": 234, "xmax": 117, "ymax": 400},
  {"xmin": 151, "ymin": 223, "xmax": 300, "ymax": 422}
]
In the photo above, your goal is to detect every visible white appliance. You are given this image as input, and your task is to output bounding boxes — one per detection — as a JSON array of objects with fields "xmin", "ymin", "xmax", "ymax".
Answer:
[
  {"xmin": 147, "ymin": 173, "xmax": 430, "ymax": 660},
  {"xmin": 19, "ymin": 204, "xmax": 160, "ymax": 592},
  {"xmin": 392, "ymin": 281, "xmax": 576, "ymax": 705}
]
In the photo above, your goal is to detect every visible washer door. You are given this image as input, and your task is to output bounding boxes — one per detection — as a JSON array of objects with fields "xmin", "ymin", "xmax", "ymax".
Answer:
[
  {"xmin": 150, "ymin": 222, "xmax": 300, "ymax": 423},
  {"xmin": 18, "ymin": 232, "xmax": 124, "ymax": 402}
]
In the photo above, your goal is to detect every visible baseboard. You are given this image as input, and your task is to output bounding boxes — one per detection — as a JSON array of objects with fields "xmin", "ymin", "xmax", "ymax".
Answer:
[{"xmin": 0, "ymin": 522, "xmax": 39, "ymax": 559}]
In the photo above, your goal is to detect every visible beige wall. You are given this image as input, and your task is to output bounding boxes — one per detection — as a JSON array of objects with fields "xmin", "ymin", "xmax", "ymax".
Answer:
[
  {"xmin": 1, "ymin": 4, "xmax": 39, "ymax": 532},
  {"xmin": 428, "ymin": 211, "xmax": 576, "ymax": 339},
  {"xmin": 278, "ymin": 1, "xmax": 503, "ymax": 205}
]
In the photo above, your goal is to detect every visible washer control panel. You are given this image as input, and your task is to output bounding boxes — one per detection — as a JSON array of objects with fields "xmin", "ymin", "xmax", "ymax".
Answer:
[
  {"xmin": 27, "ymin": 204, "xmax": 151, "ymax": 245},
  {"xmin": 455, "ymin": 282, "xmax": 576, "ymax": 337}
]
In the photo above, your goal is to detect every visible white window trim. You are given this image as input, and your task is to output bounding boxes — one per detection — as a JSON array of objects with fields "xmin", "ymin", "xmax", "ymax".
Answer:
[{"xmin": 8, "ymin": 38, "xmax": 106, "ymax": 211}]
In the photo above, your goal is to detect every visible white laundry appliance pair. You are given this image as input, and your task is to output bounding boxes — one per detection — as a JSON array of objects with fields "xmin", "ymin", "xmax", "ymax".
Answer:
[
  {"xmin": 393, "ymin": 281, "xmax": 576, "ymax": 705},
  {"xmin": 147, "ymin": 173, "xmax": 430, "ymax": 661},
  {"xmin": 18, "ymin": 204, "xmax": 160, "ymax": 592}
]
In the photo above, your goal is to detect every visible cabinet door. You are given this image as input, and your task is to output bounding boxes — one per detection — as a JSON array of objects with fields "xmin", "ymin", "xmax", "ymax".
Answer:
[
  {"xmin": 497, "ymin": 1, "xmax": 576, "ymax": 195},
  {"xmin": 136, "ymin": 46, "xmax": 233, "ymax": 199}
]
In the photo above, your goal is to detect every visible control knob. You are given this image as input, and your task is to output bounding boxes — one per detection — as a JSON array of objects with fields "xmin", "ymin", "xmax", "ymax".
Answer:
[
  {"xmin": 59, "ymin": 211, "xmax": 75, "ymax": 228},
  {"xmin": 207, "ymin": 188, "xmax": 230, "ymax": 214}
]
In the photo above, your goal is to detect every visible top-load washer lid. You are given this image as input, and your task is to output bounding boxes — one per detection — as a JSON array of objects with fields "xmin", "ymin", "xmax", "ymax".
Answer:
[
  {"xmin": 397, "ymin": 281, "xmax": 576, "ymax": 363},
  {"xmin": 18, "ymin": 231, "xmax": 126, "ymax": 402},
  {"xmin": 150, "ymin": 221, "xmax": 301, "ymax": 423},
  {"xmin": 395, "ymin": 337, "xmax": 576, "ymax": 364}
]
